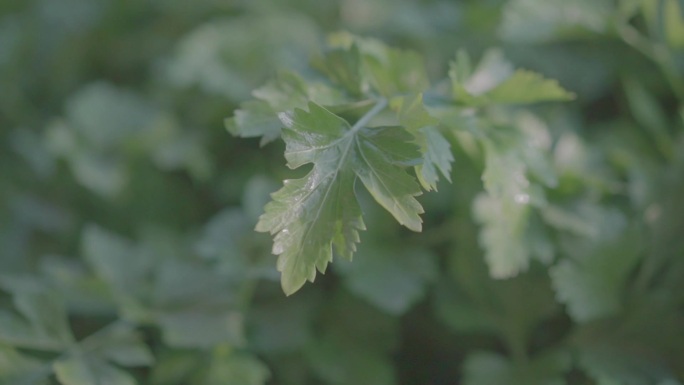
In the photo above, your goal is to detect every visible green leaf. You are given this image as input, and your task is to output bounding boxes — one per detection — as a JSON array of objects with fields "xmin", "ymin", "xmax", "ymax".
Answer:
[
  {"xmin": 256, "ymin": 101, "xmax": 423, "ymax": 294},
  {"xmin": 203, "ymin": 351, "xmax": 270, "ymax": 385},
  {"xmin": 392, "ymin": 94, "xmax": 453, "ymax": 191},
  {"xmin": 54, "ymin": 354, "xmax": 136, "ymax": 385},
  {"xmin": 574, "ymin": 297, "xmax": 684, "ymax": 384},
  {"xmin": 362, "ymin": 46, "xmax": 430, "ymax": 98},
  {"xmin": 248, "ymin": 292, "xmax": 317, "ymax": 353},
  {"xmin": 82, "ymin": 224, "xmax": 154, "ymax": 313},
  {"xmin": 87, "ymin": 323, "xmax": 154, "ymax": 367},
  {"xmin": 452, "ymin": 50, "xmax": 514, "ymax": 101},
  {"xmin": 226, "ymin": 71, "xmax": 346, "ymax": 145},
  {"xmin": 550, "ymin": 229, "xmax": 642, "ymax": 322},
  {"xmin": 311, "ymin": 44, "xmax": 366, "ymax": 96},
  {"xmin": 305, "ymin": 291, "xmax": 399, "ymax": 385},
  {"xmin": 0, "ymin": 286, "xmax": 73, "ymax": 351},
  {"xmin": 499, "ymin": 0, "xmax": 612, "ymax": 43},
  {"xmin": 486, "ymin": 70, "xmax": 575, "ymax": 104},
  {"xmin": 335, "ymin": 244, "xmax": 437, "ymax": 315},
  {"xmin": 449, "ymin": 50, "xmax": 574, "ymax": 106},
  {"xmin": 225, "ymin": 101, "xmax": 283, "ymax": 145},
  {"xmin": 474, "ymin": 139, "xmax": 534, "ymax": 278},
  {"xmin": 307, "ymin": 335, "xmax": 396, "ymax": 385},
  {"xmin": 417, "ymin": 126, "xmax": 454, "ymax": 190},
  {"xmin": 158, "ymin": 312, "xmax": 244, "ymax": 349},
  {"xmin": 463, "ymin": 350, "xmax": 571, "ymax": 385},
  {"xmin": 0, "ymin": 345, "xmax": 48, "ymax": 385}
]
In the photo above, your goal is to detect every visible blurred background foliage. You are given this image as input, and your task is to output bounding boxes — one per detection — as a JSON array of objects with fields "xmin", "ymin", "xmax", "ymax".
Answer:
[{"xmin": 0, "ymin": 0, "xmax": 683, "ymax": 384}]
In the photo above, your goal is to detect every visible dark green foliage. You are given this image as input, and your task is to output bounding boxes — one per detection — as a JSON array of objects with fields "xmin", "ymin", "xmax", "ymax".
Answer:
[{"xmin": 1, "ymin": 0, "xmax": 683, "ymax": 384}]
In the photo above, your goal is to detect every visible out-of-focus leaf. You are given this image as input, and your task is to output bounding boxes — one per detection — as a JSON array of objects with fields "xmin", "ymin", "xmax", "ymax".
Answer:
[
  {"xmin": 248, "ymin": 292, "xmax": 317, "ymax": 353},
  {"xmin": 158, "ymin": 312, "xmax": 244, "ymax": 349},
  {"xmin": 642, "ymin": 0, "xmax": 684, "ymax": 48},
  {"xmin": 53, "ymin": 354, "xmax": 136, "ymax": 385},
  {"xmin": 165, "ymin": 14, "xmax": 319, "ymax": 100},
  {"xmin": 335, "ymin": 244, "xmax": 437, "ymax": 315},
  {"xmin": 500, "ymin": 0, "xmax": 613, "ymax": 43},
  {"xmin": 0, "ymin": 345, "xmax": 48, "ymax": 385},
  {"xmin": 0, "ymin": 285, "xmax": 73, "ymax": 351},
  {"xmin": 449, "ymin": 50, "xmax": 574, "ymax": 106},
  {"xmin": 86, "ymin": 323, "xmax": 154, "ymax": 367},
  {"xmin": 463, "ymin": 350, "xmax": 571, "ymax": 385},
  {"xmin": 202, "ymin": 350, "xmax": 270, "ymax": 385},
  {"xmin": 574, "ymin": 298, "xmax": 684, "ymax": 384},
  {"xmin": 226, "ymin": 71, "xmax": 346, "ymax": 145},
  {"xmin": 551, "ymin": 228, "xmax": 642, "ymax": 322}
]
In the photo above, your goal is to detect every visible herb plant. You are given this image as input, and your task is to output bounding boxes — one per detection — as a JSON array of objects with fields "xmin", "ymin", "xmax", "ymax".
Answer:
[{"xmin": 1, "ymin": 1, "xmax": 683, "ymax": 384}]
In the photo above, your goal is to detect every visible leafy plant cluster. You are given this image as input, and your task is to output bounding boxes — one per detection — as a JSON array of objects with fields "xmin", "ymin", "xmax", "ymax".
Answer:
[{"xmin": 1, "ymin": 0, "xmax": 683, "ymax": 384}]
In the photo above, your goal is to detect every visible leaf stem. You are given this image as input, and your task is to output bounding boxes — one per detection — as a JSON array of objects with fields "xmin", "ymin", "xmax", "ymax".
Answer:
[
  {"xmin": 350, "ymin": 98, "xmax": 388, "ymax": 134},
  {"xmin": 616, "ymin": 22, "xmax": 684, "ymax": 100}
]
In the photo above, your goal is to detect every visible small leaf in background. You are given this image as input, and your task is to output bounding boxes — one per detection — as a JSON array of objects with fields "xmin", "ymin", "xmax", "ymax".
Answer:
[
  {"xmin": 0, "ymin": 284, "xmax": 73, "ymax": 351},
  {"xmin": 307, "ymin": 335, "xmax": 396, "ymax": 385},
  {"xmin": 87, "ymin": 323, "xmax": 154, "ymax": 368},
  {"xmin": 248, "ymin": 292, "xmax": 318, "ymax": 353},
  {"xmin": 486, "ymin": 69, "xmax": 575, "ymax": 104},
  {"xmin": 434, "ymin": 278, "xmax": 499, "ymax": 334},
  {"xmin": 0, "ymin": 345, "xmax": 48, "ymax": 385},
  {"xmin": 305, "ymin": 292, "xmax": 399, "ymax": 385},
  {"xmin": 335, "ymin": 244, "xmax": 437, "ymax": 315},
  {"xmin": 359, "ymin": 43, "xmax": 430, "ymax": 97},
  {"xmin": 574, "ymin": 297, "xmax": 684, "ymax": 384},
  {"xmin": 550, "ymin": 229, "xmax": 642, "ymax": 322},
  {"xmin": 311, "ymin": 44, "xmax": 366, "ymax": 96},
  {"xmin": 226, "ymin": 71, "xmax": 346, "ymax": 145},
  {"xmin": 449, "ymin": 50, "xmax": 574, "ymax": 106},
  {"xmin": 54, "ymin": 354, "xmax": 136, "ymax": 385},
  {"xmin": 463, "ymin": 350, "xmax": 571, "ymax": 385},
  {"xmin": 164, "ymin": 14, "xmax": 319, "ymax": 100},
  {"xmin": 474, "ymin": 154, "xmax": 532, "ymax": 278},
  {"xmin": 499, "ymin": 0, "xmax": 612, "ymax": 43},
  {"xmin": 641, "ymin": 0, "xmax": 684, "ymax": 48},
  {"xmin": 203, "ymin": 350, "xmax": 270, "ymax": 385},
  {"xmin": 82, "ymin": 224, "xmax": 154, "ymax": 305}
]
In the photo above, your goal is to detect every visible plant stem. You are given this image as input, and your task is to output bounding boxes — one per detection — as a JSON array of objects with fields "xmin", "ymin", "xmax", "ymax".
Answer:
[{"xmin": 350, "ymin": 98, "xmax": 388, "ymax": 133}]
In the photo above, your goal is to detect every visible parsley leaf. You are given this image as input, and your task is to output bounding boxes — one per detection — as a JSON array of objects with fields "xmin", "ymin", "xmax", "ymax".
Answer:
[{"xmin": 256, "ymin": 101, "xmax": 423, "ymax": 294}]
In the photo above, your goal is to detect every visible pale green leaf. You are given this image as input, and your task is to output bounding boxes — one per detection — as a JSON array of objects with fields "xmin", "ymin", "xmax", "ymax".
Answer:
[
  {"xmin": 500, "ymin": 0, "xmax": 612, "ymax": 43},
  {"xmin": 486, "ymin": 70, "xmax": 575, "ymax": 104},
  {"xmin": 203, "ymin": 352, "xmax": 270, "ymax": 385},
  {"xmin": 474, "ymin": 139, "xmax": 534, "ymax": 278},
  {"xmin": 362, "ymin": 46, "xmax": 430, "ymax": 98},
  {"xmin": 54, "ymin": 355, "xmax": 135, "ymax": 385},
  {"xmin": 225, "ymin": 100, "xmax": 282, "ymax": 146},
  {"xmin": 449, "ymin": 50, "xmax": 573, "ymax": 106}
]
